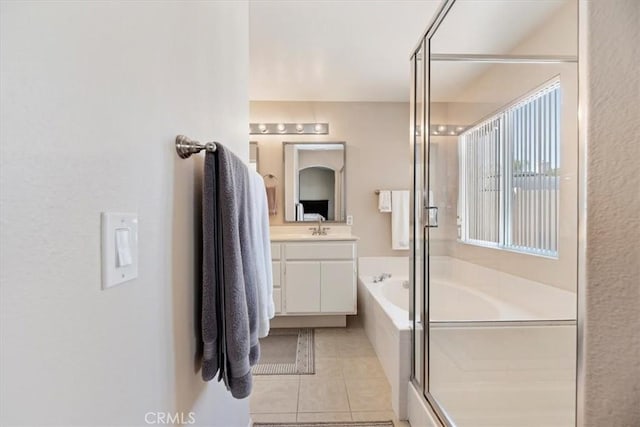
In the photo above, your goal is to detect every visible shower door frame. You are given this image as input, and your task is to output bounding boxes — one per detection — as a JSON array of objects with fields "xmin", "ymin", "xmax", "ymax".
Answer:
[
  {"xmin": 409, "ymin": 2, "xmax": 457, "ymax": 425},
  {"xmin": 408, "ymin": 1, "xmax": 585, "ymax": 426}
]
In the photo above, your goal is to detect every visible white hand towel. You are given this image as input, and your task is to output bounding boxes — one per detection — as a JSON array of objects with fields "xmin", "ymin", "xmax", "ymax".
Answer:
[
  {"xmin": 296, "ymin": 203, "xmax": 304, "ymax": 221},
  {"xmin": 378, "ymin": 190, "xmax": 392, "ymax": 212},
  {"xmin": 248, "ymin": 170, "xmax": 275, "ymax": 338},
  {"xmin": 391, "ymin": 190, "xmax": 410, "ymax": 250}
]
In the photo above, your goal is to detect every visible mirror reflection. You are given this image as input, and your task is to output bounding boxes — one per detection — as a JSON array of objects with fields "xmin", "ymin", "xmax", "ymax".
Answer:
[{"xmin": 283, "ymin": 142, "xmax": 346, "ymax": 222}]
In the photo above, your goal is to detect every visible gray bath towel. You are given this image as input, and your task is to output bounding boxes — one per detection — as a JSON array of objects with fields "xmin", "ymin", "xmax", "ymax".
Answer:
[
  {"xmin": 202, "ymin": 150, "xmax": 222, "ymax": 382},
  {"xmin": 201, "ymin": 144, "xmax": 260, "ymax": 399}
]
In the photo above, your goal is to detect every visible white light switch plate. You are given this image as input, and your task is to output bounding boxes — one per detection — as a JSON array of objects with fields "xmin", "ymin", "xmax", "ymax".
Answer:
[{"xmin": 101, "ymin": 212, "xmax": 138, "ymax": 289}]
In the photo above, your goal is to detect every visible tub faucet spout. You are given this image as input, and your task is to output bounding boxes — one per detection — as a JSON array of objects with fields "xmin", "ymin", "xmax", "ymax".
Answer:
[{"xmin": 373, "ymin": 272, "xmax": 392, "ymax": 283}]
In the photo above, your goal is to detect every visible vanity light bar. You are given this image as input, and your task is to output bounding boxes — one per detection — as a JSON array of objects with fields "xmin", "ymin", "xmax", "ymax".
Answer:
[
  {"xmin": 415, "ymin": 124, "xmax": 468, "ymax": 136},
  {"xmin": 431, "ymin": 124, "xmax": 468, "ymax": 136},
  {"xmin": 249, "ymin": 123, "xmax": 329, "ymax": 135}
]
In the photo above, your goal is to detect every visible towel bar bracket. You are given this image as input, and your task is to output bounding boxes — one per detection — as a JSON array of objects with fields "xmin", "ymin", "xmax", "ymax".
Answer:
[{"xmin": 175, "ymin": 135, "xmax": 217, "ymax": 159}]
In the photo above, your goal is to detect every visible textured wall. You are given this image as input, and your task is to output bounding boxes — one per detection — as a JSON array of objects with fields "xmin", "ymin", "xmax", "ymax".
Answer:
[
  {"xmin": 581, "ymin": 0, "xmax": 640, "ymax": 425},
  {"xmin": 251, "ymin": 101, "xmax": 411, "ymax": 257},
  {"xmin": 0, "ymin": 2, "xmax": 250, "ymax": 426}
]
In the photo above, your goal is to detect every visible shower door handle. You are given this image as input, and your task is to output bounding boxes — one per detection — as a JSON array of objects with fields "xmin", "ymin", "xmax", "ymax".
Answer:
[
  {"xmin": 426, "ymin": 206, "xmax": 438, "ymax": 228},
  {"xmin": 409, "ymin": 282, "xmax": 414, "ymax": 321}
]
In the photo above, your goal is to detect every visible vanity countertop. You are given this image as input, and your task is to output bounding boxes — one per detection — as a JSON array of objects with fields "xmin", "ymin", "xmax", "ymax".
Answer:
[
  {"xmin": 269, "ymin": 225, "xmax": 358, "ymax": 242},
  {"xmin": 270, "ymin": 234, "xmax": 359, "ymax": 242}
]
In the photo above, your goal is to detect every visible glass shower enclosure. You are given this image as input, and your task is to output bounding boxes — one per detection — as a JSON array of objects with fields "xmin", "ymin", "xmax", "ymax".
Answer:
[{"xmin": 409, "ymin": 1, "xmax": 579, "ymax": 426}]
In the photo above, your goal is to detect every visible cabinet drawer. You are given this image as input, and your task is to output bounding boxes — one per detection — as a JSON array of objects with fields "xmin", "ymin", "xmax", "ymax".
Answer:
[
  {"xmin": 271, "ymin": 243, "xmax": 281, "ymax": 260},
  {"xmin": 285, "ymin": 243, "xmax": 355, "ymax": 260},
  {"xmin": 272, "ymin": 261, "xmax": 281, "ymax": 288},
  {"xmin": 273, "ymin": 288, "xmax": 282, "ymax": 314}
]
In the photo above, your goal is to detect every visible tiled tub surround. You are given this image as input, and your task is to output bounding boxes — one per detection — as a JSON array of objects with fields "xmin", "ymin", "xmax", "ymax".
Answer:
[
  {"xmin": 249, "ymin": 326, "xmax": 409, "ymax": 426},
  {"xmin": 429, "ymin": 324, "xmax": 576, "ymax": 427},
  {"xmin": 358, "ymin": 257, "xmax": 411, "ymax": 421},
  {"xmin": 358, "ymin": 256, "xmax": 577, "ymax": 423}
]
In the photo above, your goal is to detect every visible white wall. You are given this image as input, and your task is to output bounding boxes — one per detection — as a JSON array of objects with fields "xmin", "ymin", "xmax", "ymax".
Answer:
[
  {"xmin": 581, "ymin": 0, "xmax": 640, "ymax": 425},
  {"xmin": 298, "ymin": 148, "xmax": 344, "ymax": 172},
  {"xmin": 251, "ymin": 101, "xmax": 411, "ymax": 257},
  {"xmin": 0, "ymin": 2, "xmax": 250, "ymax": 426}
]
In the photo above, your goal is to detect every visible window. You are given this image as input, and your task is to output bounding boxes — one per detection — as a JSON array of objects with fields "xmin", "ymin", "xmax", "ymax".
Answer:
[{"xmin": 458, "ymin": 80, "xmax": 560, "ymax": 257}]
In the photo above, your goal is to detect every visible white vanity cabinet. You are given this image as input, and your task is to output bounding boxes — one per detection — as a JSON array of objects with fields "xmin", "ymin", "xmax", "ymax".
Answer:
[
  {"xmin": 320, "ymin": 261, "xmax": 356, "ymax": 313},
  {"xmin": 285, "ymin": 261, "xmax": 321, "ymax": 313},
  {"xmin": 270, "ymin": 243, "xmax": 282, "ymax": 314},
  {"xmin": 270, "ymin": 240, "xmax": 357, "ymax": 317}
]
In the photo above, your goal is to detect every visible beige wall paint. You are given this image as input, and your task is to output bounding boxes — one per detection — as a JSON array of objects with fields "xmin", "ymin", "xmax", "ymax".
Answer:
[
  {"xmin": 0, "ymin": 2, "xmax": 250, "ymax": 426},
  {"xmin": 511, "ymin": 0, "xmax": 577, "ymax": 57},
  {"xmin": 251, "ymin": 101, "xmax": 411, "ymax": 257},
  {"xmin": 581, "ymin": 0, "xmax": 640, "ymax": 425}
]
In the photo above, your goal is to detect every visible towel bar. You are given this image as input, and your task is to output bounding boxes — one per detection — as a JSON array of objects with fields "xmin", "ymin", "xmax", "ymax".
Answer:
[
  {"xmin": 175, "ymin": 135, "xmax": 217, "ymax": 159},
  {"xmin": 375, "ymin": 189, "xmax": 409, "ymax": 194}
]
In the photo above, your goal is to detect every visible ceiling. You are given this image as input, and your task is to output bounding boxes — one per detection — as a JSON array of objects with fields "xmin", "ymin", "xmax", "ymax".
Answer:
[
  {"xmin": 249, "ymin": 0, "xmax": 568, "ymax": 103},
  {"xmin": 249, "ymin": 0, "xmax": 440, "ymax": 102}
]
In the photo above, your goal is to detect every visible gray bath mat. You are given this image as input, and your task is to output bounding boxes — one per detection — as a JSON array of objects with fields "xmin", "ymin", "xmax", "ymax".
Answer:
[
  {"xmin": 252, "ymin": 328, "xmax": 315, "ymax": 375},
  {"xmin": 253, "ymin": 422, "xmax": 393, "ymax": 427}
]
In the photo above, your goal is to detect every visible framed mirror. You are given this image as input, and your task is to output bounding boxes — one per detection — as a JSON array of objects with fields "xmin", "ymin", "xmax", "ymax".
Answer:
[
  {"xmin": 249, "ymin": 141, "xmax": 259, "ymax": 172},
  {"xmin": 283, "ymin": 142, "xmax": 346, "ymax": 223}
]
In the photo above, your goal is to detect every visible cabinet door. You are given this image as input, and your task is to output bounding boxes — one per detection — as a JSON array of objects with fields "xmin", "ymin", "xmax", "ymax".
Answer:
[
  {"xmin": 321, "ymin": 261, "xmax": 356, "ymax": 313},
  {"xmin": 273, "ymin": 288, "xmax": 282, "ymax": 314},
  {"xmin": 272, "ymin": 261, "xmax": 281, "ymax": 288},
  {"xmin": 285, "ymin": 261, "xmax": 321, "ymax": 313}
]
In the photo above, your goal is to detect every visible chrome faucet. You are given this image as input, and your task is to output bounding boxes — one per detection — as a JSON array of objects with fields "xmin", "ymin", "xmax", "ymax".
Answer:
[
  {"xmin": 308, "ymin": 217, "xmax": 330, "ymax": 236},
  {"xmin": 372, "ymin": 273, "xmax": 392, "ymax": 283}
]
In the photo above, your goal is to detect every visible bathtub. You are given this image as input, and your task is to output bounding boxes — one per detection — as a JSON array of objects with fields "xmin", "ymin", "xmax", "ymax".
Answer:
[
  {"xmin": 358, "ymin": 256, "xmax": 577, "ymax": 422},
  {"xmin": 358, "ymin": 257, "xmax": 411, "ymax": 420},
  {"xmin": 370, "ymin": 277, "xmax": 575, "ymax": 323}
]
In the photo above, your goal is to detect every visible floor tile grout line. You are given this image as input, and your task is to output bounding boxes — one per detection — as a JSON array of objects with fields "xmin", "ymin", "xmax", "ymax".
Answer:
[
  {"xmin": 295, "ymin": 374, "xmax": 301, "ymax": 420},
  {"xmin": 341, "ymin": 355, "xmax": 354, "ymax": 419},
  {"xmin": 253, "ymin": 324, "xmax": 393, "ymax": 423}
]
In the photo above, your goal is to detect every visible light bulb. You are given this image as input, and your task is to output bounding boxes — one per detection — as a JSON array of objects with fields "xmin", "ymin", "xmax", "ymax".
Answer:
[
  {"xmin": 314, "ymin": 123, "xmax": 323, "ymax": 133},
  {"xmin": 277, "ymin": 123, "xmax": 286, "ymax": 132},
  {"xmin": 437, "ymin": 125, "xmax": 446, "ymax": 132},
  {"xmin": 433, "ymin": 131, "xmax": 439, "ymax": 135},
  {"xmin": 258, "ymin": 123, "xmax": 267, "ymax": 133},
  {"xmin": 456, "ymin": 126, "xmax": 464, "ymax": 132},
  {"xmin": 296, "ymin": 124, "xmax": 304, "ymax": 133}
]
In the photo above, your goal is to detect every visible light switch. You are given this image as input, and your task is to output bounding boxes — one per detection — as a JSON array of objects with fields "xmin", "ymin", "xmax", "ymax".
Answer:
[
  {"xmin": 115, "ymin": 228, "xmax": 133, "ymax": 267},
  {"xmin": 101, "ymin": 212, "xmax": 138, "ymax": 289}
]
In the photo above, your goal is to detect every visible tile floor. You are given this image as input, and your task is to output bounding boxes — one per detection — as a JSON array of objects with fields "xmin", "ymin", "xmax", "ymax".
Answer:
[{"xmin": 250, "ymin": 321, "xmax": 410, "ymax": 426}]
